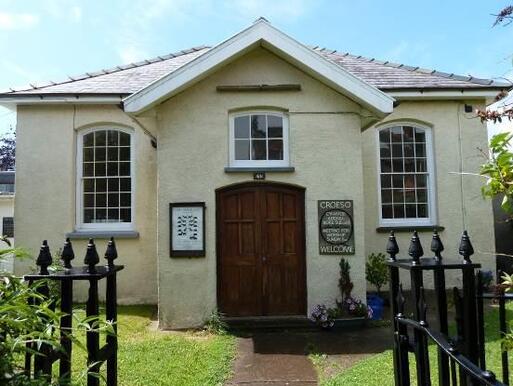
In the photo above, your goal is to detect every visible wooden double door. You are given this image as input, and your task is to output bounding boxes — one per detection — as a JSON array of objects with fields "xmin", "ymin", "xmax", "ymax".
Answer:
[{"xmin": 216, "ymin": 182, "xmax": 306, "ymax": 317}]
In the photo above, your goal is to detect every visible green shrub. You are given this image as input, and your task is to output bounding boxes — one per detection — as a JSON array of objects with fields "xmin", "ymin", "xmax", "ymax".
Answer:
[{"xmin": 365, "ymin": 253, "xmax": 389, "ymax": 297}]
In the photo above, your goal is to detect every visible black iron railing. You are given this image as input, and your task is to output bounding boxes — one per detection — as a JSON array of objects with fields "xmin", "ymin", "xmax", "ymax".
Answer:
[
  {"xmin": 23, "ymin": 237, "xmax": 123, "ymax": 386},
  {"xmin": 386, "ymin": 230, "xmax": 508, "ymax": 386}
]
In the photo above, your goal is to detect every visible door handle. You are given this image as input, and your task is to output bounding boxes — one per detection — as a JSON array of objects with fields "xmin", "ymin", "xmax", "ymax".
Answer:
[{"xmin": 262, "ymin": 256, "xmax": 267, "ymax": 263}]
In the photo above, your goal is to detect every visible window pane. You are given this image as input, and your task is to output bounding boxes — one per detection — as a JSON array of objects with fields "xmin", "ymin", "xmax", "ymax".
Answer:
[
  {"xmin": 381, "ymin": 189, "xmax": 392, "ymax": 203},
  {"xmin": 393, "ymin": 205, "xmax": 405, "ymax": 218},
  {"xmin": 417, "ymin": 189, "xmax": 427, "ymax": 202},
  {"xmin": 95, "ymin": 162, "xmax": 106, "ymax": 176},
  {"xmin": 391, "ymin": 127, "xmax": 402, "ymax": 143},
  {"xmin": 403, "ymin": 126, "xmax": 414, "ymax": 142},
  {"xmin": 84, "ymin": 133, "xmax": 94, "ymax": 147},
  {"xmin": 404, "ymin": 158, "xmax": 415, "ymax": 172},
  {"xmin": 404, "ymin": 144, "xmax": 414, "ymax": 157},
  {"xmin": 96, "ymin": 178, "xmax": 106, "ymax": 192},
  {"xmin": 392, "ymin": 175, "xmax": 403, "ymax": 189},
  {"xmin": 268, "ymin": 140, "xmax": 283, "ymax": 160},
  {"xmin": 108, "ymin": 193, "xmax": 119, "ymax": 207},
  {"xmin": 107, "ymin": 162, "xmax": 118, "ymax": 176},
  {"xmin": 95, "ymin": 147, "xmax": 106, "ymax": 161},
  {"xmin": 404, "ymin": 175, "xmax": 415, "ymax": 189},
  {"xmin": 120, "ymin": 193, "xmax": 131, "ymax": 207},
  {"xmin": 107, "ymin": 147, "xmax": 118, "ymax": 161},
  {"xmin": 108, "ymin": 209, "xmax": 119, "ymax": 221},
  {"xmin": 418, "ymin": 204, "xmax": 428, "ymax": 217},
  {"xmin": 392, "ymin": 159, "xmax": 403, "ymax": 172},
  {"xmin": 380, "ymin": 175, "xmax": 391, "ymax": 188},
  {"xmin": 382, "ymin": 205, "xmax": 393, "ymax": 218},
  {"xmin": 416, "ymin": 159, "xmax": 427, "ymax": 172},
  {"xmin": 415, "ymin": 129, "xmax": 425, "ymax": 142},
  {"xmin": 83, "ymin": 148, "xmax": 94, "ymax": 162},
  {"xmin": 235, "ymin": 140, "xmax": 250, "ymax": 160},
  {"xmin": 84, "ymin": 209, "xmax": 94, "ymax": 223},
  {"xmin": 83, "ymin": 163, "xmax": 94, "ymax": 177},
  {"xmin": 415, "ymin": 144, "xmax": 426, "ymax": 157},
  {"xmin": 392, "ymin": 144, "xmax": 403, "ymax": 157},
  {"xmin": 393, "ymin": 189, "xmax": 404, "ymax": 203},
  {"xmin": 251, "ymin": 115, "xmax": 266, "ymax": 138},
  {"xmin": 252, "ymin": 140, "xmax": 266, "ymax": 160},
  {"xmin": 381, "ymin": 159, "xmax": 391, "ymax": 173},
  {"xmin": 404, "ymin": 189, "xmax": 416, "ymax": 203},
  {"xmin": 96, "ymin": 209, "xmax": 107, "ymax": 221},
  {"xmin": 84, "ymin": 179, "xmax": 94, "ymax": 192},
  {"xmin": 95, "ymin": 131, "xmax": 106, "ymax": 146},
  {"xmin": 107, "ymin": 130, "xmax": 119, "ymax": 146},
  {"xmin": 380, "ymin": 143, "xmax": 390, "ymax": 158},
  {"xmin": 405, "ymin": 204, "xmax": 417, "ymax": 218},
  {"xmin": 84, "ymin": 194, "xmax": 94, "ymax": 207},
  {"xmin": 120, "ymin": 147, "xmax": 130, "ymax": 161},
  {"xmin": 267, "ymin": 115, "xmax": 283, "ymax": 138},
  {"xmin": 120, "ymin": 132, "xmax": 130, "ymax": 146},
  {"xmin": 379, "ymin": 129, "xmax": 390, "ymax": 143},
  {"xmin": 120, "ymin": 208, "xmax": 131, "ymax": 222},
  {"xmin": 96, "ymin": 194, "xmax": 106, "ymax": 207},
  {"xmin": 234, "ymin": 116, "xmax": 250, "ymax": 138},
  {"xmin": 120, "ymin": 178, "xmax": 131, "ymax": 192},
  {"xmin": 416, "ymin": 174, "xmax": 427, "ymax": 188},
  {"xmin": 108, "ymin": 178, "xmax": 119, "ymax": 191},
  {"xmin": 119, "ymin": 162, "xmax": 130, "ymax": 176}
]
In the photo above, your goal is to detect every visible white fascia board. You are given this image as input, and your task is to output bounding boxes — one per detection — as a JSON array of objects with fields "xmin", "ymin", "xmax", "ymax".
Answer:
[
  {"xmin": 387, "ymin": 89, "xmax": 503, "ymax": 105},
  {"xmin": 123, "ymin": 20, "xmax": 394, "ymax": 116},
  {"xmin": 0, "ymin": 95, "xmax": 124, "ymax": 107}
]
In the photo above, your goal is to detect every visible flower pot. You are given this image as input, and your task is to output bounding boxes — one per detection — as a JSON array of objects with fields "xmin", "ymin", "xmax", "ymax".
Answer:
[{"xmin": 367, "ymin": 295, "xmax": 384, "ymax": 320}]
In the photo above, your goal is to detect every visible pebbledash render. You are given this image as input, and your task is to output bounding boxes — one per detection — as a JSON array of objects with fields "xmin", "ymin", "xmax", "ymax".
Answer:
[{"xmin": 1, "ymin": 19, "xmax": 509, "ymax": 328}]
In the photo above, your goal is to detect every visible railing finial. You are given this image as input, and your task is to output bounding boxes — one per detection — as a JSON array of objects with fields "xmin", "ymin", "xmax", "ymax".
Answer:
[
  {"xmin": 408, "ymin": 231, "xmax": 424, "ymax": 264},
  {"xmin": 430, "ymin": 230, "xmax": 444, "ymax": 262},
  {"xmin": 84, "ymin": 238, "xmax": 99, "ymax": 273},
  {"xmin": 458, "ymin": 230, "xmax": 474, "ymax": 264},
  {"xmin": 36, "ymin": 240, "xmax": 52, "ymax": 275},
  {"xmin": 386, "ymin": 230, "xmax": 399, "ymax": 261},
  {"xmin": 61, "ymin": 237, "xmax": 75, "ymax": 269},
  {"xmin": 104, "ymin": 237, "xmax": 118, "ymax": 268}
]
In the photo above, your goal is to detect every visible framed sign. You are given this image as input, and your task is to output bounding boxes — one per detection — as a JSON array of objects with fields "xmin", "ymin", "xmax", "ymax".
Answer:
[
  {"xmin": 170, "ymin": 202, "xmax": 206, "ymax": 257},
  {"xmin": 318, "ymin": 200, "xmax": 355, "ymax": 255}
]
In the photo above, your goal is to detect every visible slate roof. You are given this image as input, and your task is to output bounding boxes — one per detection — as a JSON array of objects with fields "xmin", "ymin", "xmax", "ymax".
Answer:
[{"xmin": 1, "ymin": 44, "xmax": 510, "ymax": 97}]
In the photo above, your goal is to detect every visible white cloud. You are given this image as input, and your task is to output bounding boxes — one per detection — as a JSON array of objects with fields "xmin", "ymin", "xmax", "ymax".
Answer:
[
  {"xmin": 70, "ymin": 6, "xmax": 82, "ymax": 23},
  {"xmin": 0, "ymin": 12, "xmax": 39, "ymax": 30},
  {"xmin": 42, "ymin": 0, "xmax": 82, "ymax": 23},
  {"xmin": 118, "ymin": 46, "xmax": 149, "ymax": 64}
]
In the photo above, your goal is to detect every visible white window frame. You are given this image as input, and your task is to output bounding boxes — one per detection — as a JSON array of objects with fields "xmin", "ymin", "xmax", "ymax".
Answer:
[
  {"xmin": 375, "ymin": 122, "xmax": 437, "ymax": 227},
  {"xmin": 229, "ymin": 111, "xmax": 290, "ymax": 168},
  {"xmin": 75, "ymin": 126, "xmax": 135, "ymax": 231}
]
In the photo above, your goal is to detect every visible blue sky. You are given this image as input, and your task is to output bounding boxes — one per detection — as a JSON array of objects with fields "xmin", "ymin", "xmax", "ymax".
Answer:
[{"xmin": 1, "ymin": 0, "xmax": 512, "ymax": 133}]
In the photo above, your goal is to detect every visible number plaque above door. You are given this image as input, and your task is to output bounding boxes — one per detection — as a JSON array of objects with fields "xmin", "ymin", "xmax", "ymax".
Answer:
[{"xmin": 170, "ymin": 202, "xmax": 206, "ymax": 257}]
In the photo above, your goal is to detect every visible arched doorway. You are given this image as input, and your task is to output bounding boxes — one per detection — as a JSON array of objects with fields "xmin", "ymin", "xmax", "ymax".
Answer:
[{"xmin": 216, "ymin": 182, "xmax": 307, "ymax": 317}]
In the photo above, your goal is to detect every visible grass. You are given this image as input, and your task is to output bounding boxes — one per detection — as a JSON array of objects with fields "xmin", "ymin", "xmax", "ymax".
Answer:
[
  {"xmin": 311, "ymin": 302, "xmax": 513, "ymax": 386},
  {"xmin": 67, "ymin": 305, "xmax": 236, "ymax": 386}
]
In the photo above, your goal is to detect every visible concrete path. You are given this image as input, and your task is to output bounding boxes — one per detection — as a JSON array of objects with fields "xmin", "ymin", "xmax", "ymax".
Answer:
[{"xmin": 225, "ymin": 326, "xmax": 392, "ymax": 386}]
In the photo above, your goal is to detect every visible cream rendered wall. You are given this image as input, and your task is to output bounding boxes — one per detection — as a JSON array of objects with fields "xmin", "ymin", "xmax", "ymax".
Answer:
[
  {"xmin": 14, "ymin": 104, "xmax": 158, "ymax": 304},
  {"xmin": 156, "ymin": 47, "xmax": 369, "ymax": 329},
  {"xmin": 362, "ymin": 101, "xmax": 495, "ymax": 288}
]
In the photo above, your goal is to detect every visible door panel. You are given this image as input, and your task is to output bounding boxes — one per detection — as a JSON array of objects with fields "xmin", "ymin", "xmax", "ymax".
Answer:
[{"xmin": 217, "ymin": 183, "xmax": 306, "ymax": 317}]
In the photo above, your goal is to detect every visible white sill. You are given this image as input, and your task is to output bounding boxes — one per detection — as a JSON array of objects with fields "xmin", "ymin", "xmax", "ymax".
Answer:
[
  {"xmin": 224, "ymin": 166, "xmax": 295, "ymax": 173},
  {"xmin": 66, "ymin": 230, "xmax": 139, "ymax": 239}
]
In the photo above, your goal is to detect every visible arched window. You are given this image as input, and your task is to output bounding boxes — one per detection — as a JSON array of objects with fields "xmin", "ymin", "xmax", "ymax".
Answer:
[
  {"xmin": 229, "ymin": 111, "xmax": 289, "ymax": 167},
  {"xmin": 76, "ymin": 127, "xmax": 134, "ymax": 230},
  {"xmin": 377, "ymin": 124, "xmax": 436, "ymax": 226}
]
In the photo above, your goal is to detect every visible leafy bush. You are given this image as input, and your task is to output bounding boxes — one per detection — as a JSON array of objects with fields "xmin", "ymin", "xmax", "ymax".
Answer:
[
  {"xmin": 204, "ymin": 309, "xmax": 228, "ymax": 335},
  {"xmin": 365, "ymin": 253, "xmax": 389, "ymax": 297}
]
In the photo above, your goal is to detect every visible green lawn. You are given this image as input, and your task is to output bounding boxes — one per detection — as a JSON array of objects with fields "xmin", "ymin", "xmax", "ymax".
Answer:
[
  {"xmin": 312, "ymin": 302, "xmax": 513, "ymax": 386},
  {"xmin": 68, "ymin": 305, "xmax": 236, "ymax": 386}
]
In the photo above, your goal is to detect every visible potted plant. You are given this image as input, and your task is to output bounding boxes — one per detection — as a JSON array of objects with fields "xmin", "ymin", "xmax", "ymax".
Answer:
[{"xmin": 365, "ymin": 252, "xmax": 389, "ymax": 320}]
